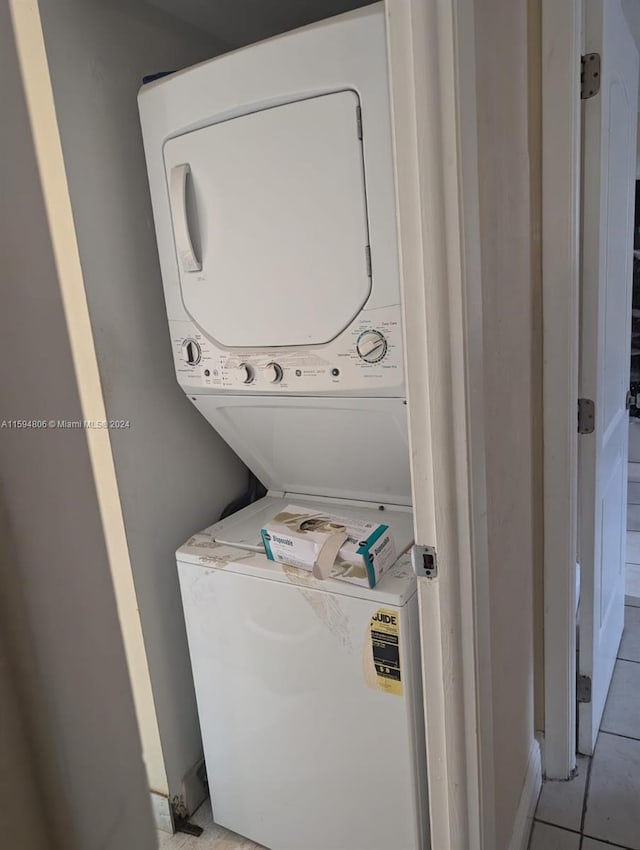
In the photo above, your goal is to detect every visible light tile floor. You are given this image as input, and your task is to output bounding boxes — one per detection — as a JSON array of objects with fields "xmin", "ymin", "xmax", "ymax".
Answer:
[
  {"xmin": 531, "ymin": 599, "xmax": 640, "ymax": 850},
  {"xmin": 627, "ymin": 561, "xmax": 640, "ymax": 598}
]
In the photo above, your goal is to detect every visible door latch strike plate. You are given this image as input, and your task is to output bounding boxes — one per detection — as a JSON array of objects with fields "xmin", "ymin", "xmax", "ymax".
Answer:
[
  {"xmin": 411, "ymin": 544, "xmax": 438, "ymax": 579},
  {"xmin": 577, "ymin": 674, "xmax": 592, "ymax": 703}
]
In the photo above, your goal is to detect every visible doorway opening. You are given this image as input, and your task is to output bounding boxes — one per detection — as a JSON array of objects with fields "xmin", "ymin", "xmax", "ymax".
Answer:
[
  {"xmin": 536, "ymin": 2, "xmax": 640, "ymax": 842},
  {"xmin": 542, "ymin": 0, "xmax": 640, "ymax": 771}
]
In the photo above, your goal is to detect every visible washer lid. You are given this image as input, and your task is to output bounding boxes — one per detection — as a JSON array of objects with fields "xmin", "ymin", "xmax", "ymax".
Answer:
[
  {"xmin": 176, "ymin": 495, "xmax": 416, "ymax": 607},
  {"xmin": 163, "ymin": 91, "xmax": 372, "ymax": 348}
]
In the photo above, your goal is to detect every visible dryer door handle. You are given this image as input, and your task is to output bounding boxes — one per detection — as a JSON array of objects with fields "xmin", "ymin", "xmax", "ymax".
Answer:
[{"xmin": 169, "ymin": 163, "xmax": 202, "ymax": 273}]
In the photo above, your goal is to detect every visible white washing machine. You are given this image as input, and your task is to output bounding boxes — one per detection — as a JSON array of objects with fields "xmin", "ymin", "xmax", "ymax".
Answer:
[
  {"xmin": 138, "ymin": 4, "xmax": 427, "ymax": 848},
  {"xmin": 177, "ymin": 495, "xmax": 428, "ymax": 850}
]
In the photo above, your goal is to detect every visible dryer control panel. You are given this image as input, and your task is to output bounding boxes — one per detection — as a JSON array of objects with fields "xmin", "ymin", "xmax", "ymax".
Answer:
[{"xmin": 170, "ymin": 305, "xmax": 404, "ymax": 396}]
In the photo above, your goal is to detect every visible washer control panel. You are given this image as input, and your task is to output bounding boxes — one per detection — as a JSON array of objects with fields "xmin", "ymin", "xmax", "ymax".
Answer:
[{"xmin": 171, "ymin": 305, "xmax": 404, "ymax": 395}]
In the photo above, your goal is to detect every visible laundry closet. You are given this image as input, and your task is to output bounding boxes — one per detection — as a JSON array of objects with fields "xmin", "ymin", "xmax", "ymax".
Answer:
[
  {"xmin": 5, "ymin": 0, "xmax": 551, "ymax": 846},
  {"xmin": 19, "ymin": 0, "xmax": 427, "ymax": 846},
  {"xmin": 138, "ymin": 5, "xmax": 427, "ymax": 847}
]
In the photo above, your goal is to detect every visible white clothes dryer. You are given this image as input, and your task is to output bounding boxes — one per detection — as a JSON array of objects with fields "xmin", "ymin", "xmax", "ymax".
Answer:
[{"xmin": 138, "ymin": 2, "xmax": 410, "ymax": 505}]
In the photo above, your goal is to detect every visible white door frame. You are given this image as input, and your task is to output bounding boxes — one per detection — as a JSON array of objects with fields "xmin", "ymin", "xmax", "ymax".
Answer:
[
  {"xmin": 541, "ymin": 0, "xmax": 583, "ymax": 779},
  {"xmin": 542, "ymin": 0, "xmax": 639, "ymax": 778},
  {"xmin": 386, "ymin": 1, "xmax": 495, "ymax": 846}
]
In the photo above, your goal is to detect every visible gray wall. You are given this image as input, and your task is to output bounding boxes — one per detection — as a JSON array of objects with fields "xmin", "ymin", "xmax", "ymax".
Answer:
[
  {"xmin": 36, "ymin": 0, "xmax": 249, "ymax": 799},
  {"xmin": 0, "ymin": 6, "xmax": 156, "ymax": 848},
  {"xmin": 0, "ymin": 605, "xmax": 50, "ymax": 850}
]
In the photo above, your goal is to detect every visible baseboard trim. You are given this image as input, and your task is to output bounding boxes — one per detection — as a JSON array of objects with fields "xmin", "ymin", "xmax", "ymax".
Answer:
[
  {"xmin": 507, "ymin": 737, "xmax": 542, "ymax": 850},
  {"xmin": 151, "ymin": 791, "xmax": 174, "ymax": 834}
]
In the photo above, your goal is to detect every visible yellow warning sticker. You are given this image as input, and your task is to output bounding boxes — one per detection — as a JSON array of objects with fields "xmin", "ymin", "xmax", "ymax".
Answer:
[{"xmin": 367, "ymin": 608, "xmax": 403, "ymax": 696}]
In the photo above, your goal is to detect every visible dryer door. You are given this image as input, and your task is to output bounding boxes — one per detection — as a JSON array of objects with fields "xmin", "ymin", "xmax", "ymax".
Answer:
[{"xmin": 163, "ymin": 91, "xmax": 372, "ymax": 349}]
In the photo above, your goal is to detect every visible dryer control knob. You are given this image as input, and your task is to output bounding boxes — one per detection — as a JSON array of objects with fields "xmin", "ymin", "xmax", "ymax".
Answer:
[
  {"xmin": 237, "ymin": 362, "xmax": 255, "ymax": 384},
  {"xmin": 181, "ymin": 338, "xmax": 201, "ymax": 366},
  {"xmin": 264, "ymin": 362, "xmax": 283, "ymax": 384},
  {"xmin": 356, "ymin": 330, "xmax": 388, "ymax": 363}
]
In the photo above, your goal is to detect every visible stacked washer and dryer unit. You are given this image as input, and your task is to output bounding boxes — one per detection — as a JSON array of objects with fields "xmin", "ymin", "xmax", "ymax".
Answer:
[{"xmin": 139, "ymin": 5, "xmax": 429, "ymax": 849}]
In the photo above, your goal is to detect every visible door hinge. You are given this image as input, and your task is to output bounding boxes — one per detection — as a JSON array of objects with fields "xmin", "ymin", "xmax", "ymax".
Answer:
[
  {"xmin": 411, "ymin": 544, "xmax": 438, "ymax": 579},
  {"xmin": 581, "ymin": 53, "xmax": 601, "ymax": 100},
  {"xmin": 356, "ymin": 105, "xmax": 363, "ymax": 140},
  {"xmin": 578, "ymin": 398, "xmax": 595, "ymax": 434},
  {"xmin": 365, "ymin": 244, "xmax": 372, "ymax": 277},
  {"xmin": 577, "ymin": 674, "xmax": 592, "ymax": 703}
]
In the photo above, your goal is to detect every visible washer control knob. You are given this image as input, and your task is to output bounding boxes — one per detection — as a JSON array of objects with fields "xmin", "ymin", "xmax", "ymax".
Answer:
[
  {"xmin": 356, "ymin": 329, "xmax": 388, "ymax": 363},
  {"xmin": 264, "ymin": 362, "xmax": 283, "ymax": 384},
  {"xmin": 237, "ymin": 362, "xmax": 255, "ymax": 384},
  {"xmin": 181, "ymin": 338, "xmax": 201, "ymax": 366}
]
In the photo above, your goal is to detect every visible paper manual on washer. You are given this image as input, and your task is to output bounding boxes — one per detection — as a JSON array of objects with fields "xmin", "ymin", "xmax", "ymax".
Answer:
[{"xmin": 260, "ymin": 504, "xmax": 397, "ymax": 588}]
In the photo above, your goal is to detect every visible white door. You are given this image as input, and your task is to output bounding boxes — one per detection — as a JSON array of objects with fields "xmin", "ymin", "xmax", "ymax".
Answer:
[
  {"xmin": 163, "ymin": 91, "xmax": 372, "ymax": 349},
  {"xmin": 578, "ymin": 0, "xmax": 638, "ymax": 755}
]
